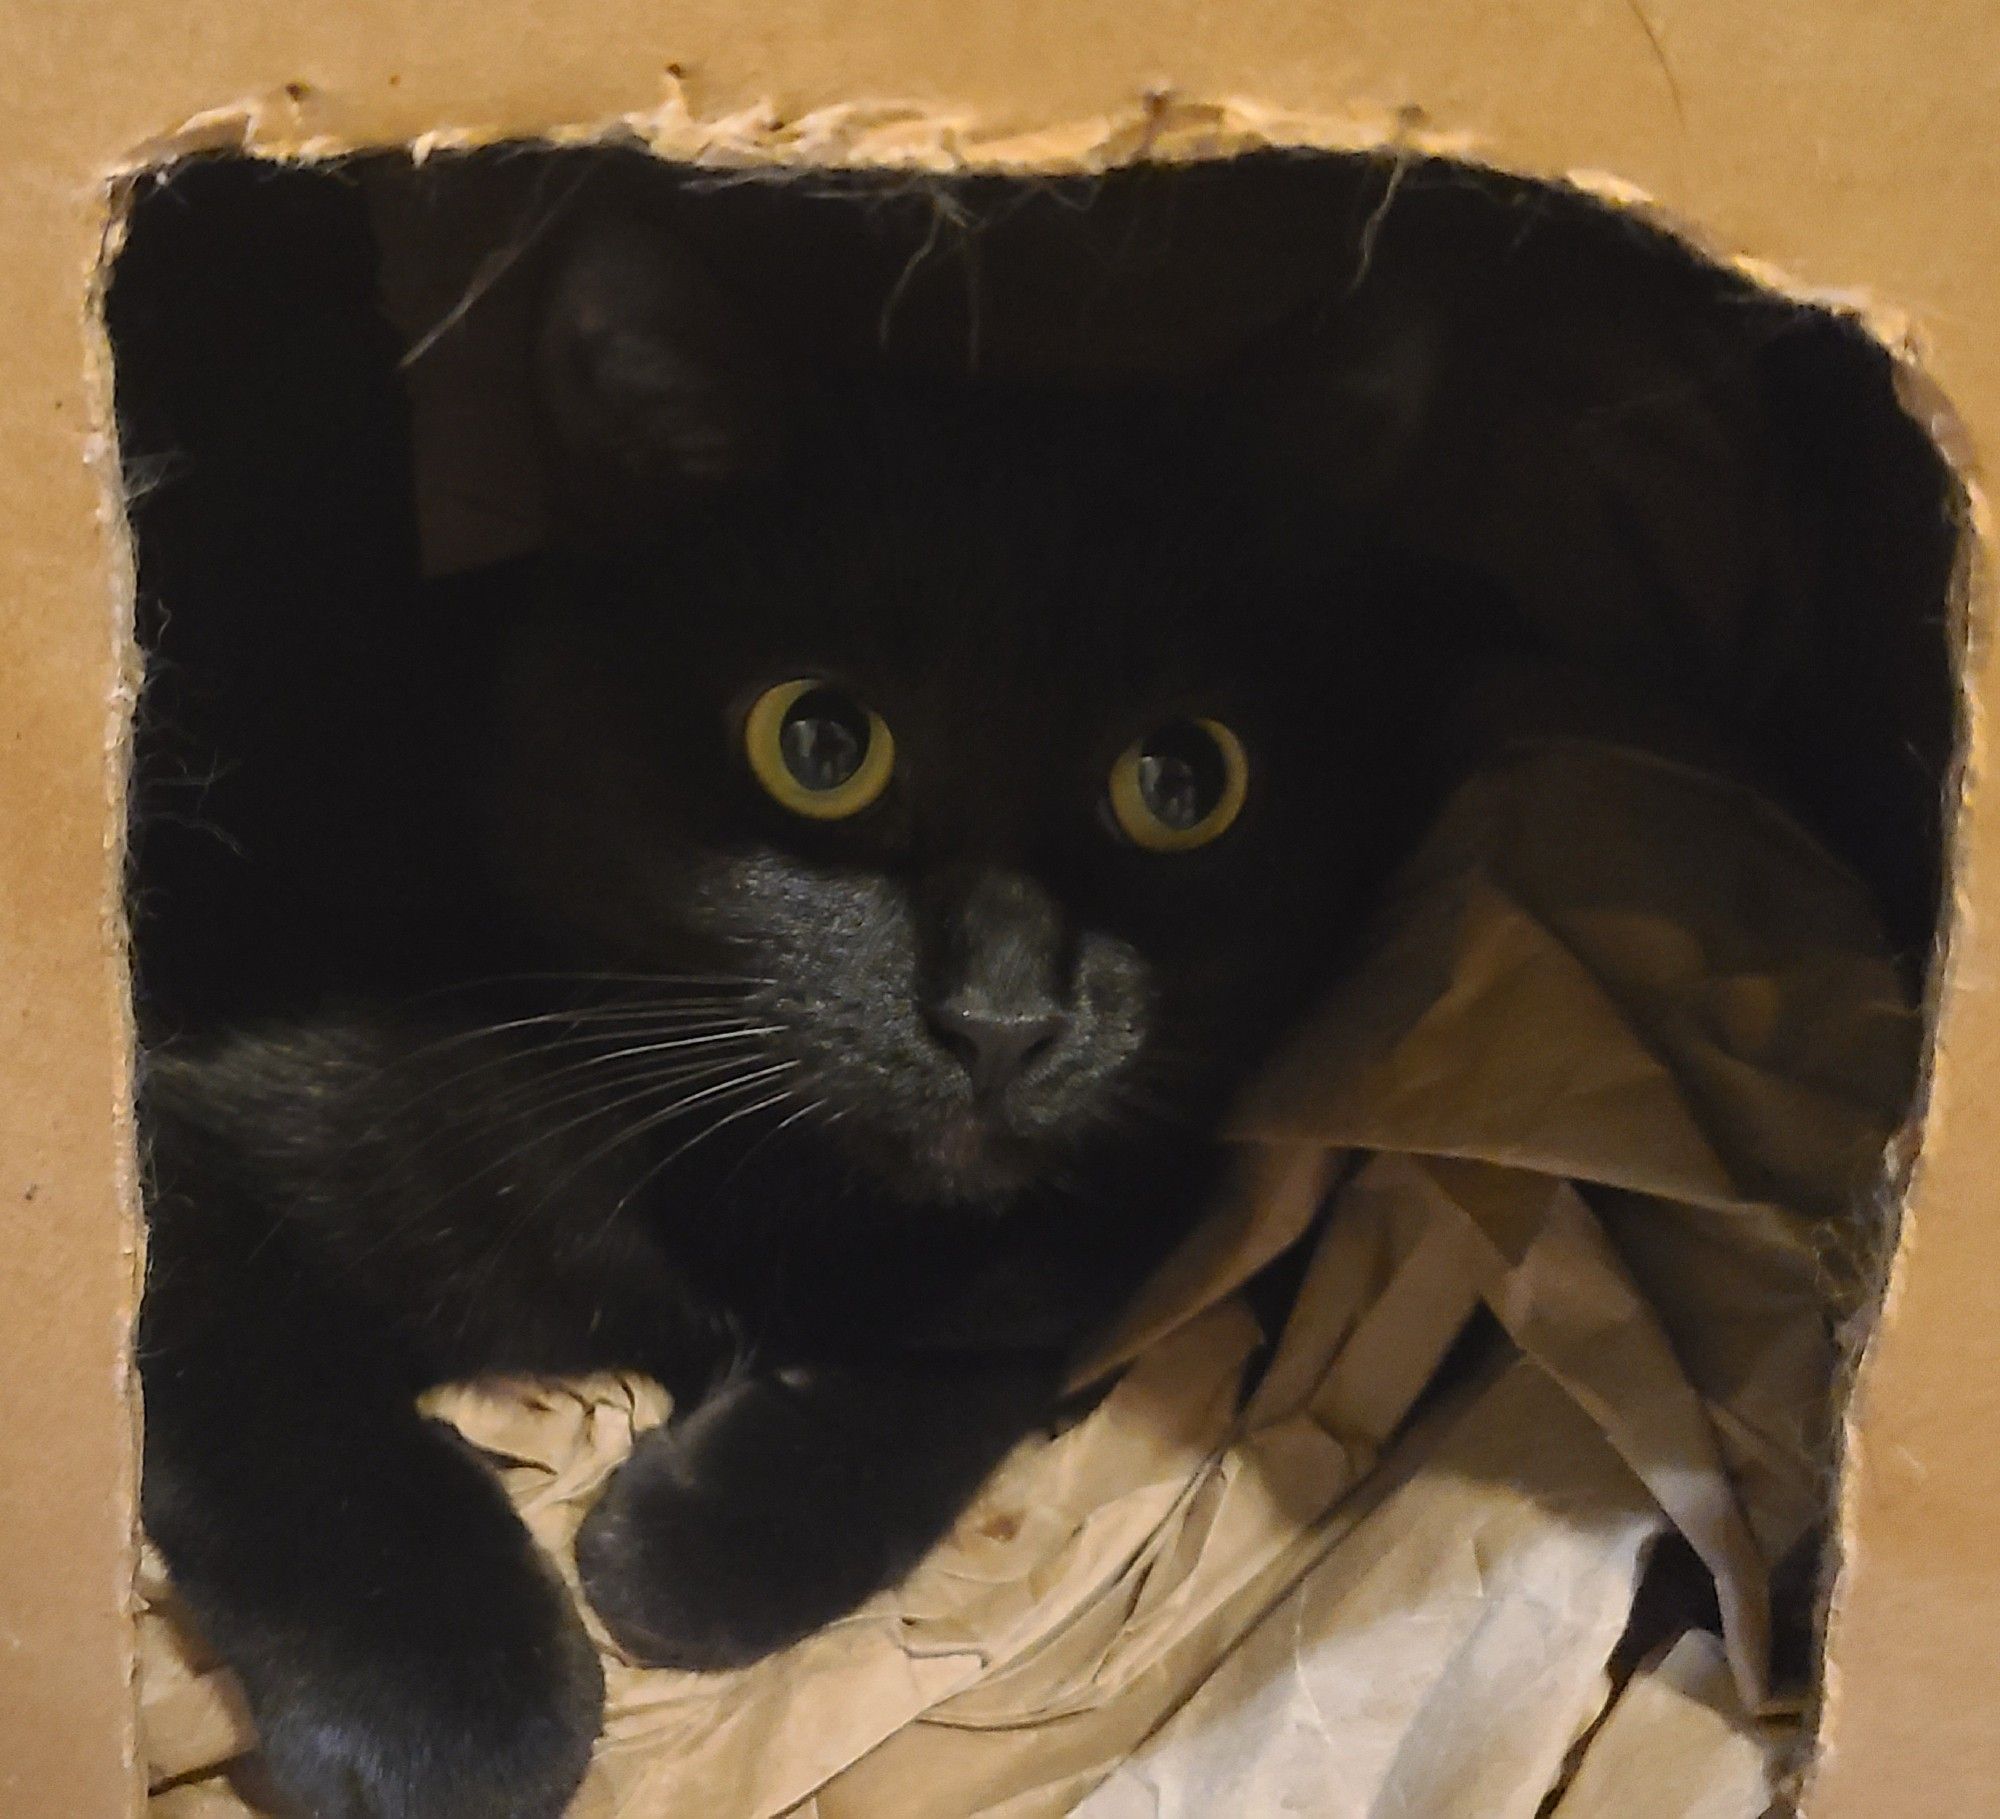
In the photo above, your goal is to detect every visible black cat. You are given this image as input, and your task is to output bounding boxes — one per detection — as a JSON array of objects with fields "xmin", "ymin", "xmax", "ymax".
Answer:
[{"xmin": 137, "ymin": 217, "xmax": 1481, "ymax": 1819}]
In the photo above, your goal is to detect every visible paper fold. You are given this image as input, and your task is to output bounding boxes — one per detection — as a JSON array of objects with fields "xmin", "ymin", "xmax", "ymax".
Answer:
[{"xmin": 141, "ymin": 737, "xmax": 1912, "ymax": 1816}]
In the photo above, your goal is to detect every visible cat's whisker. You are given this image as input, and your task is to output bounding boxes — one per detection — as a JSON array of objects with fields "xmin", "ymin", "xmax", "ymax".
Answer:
[
  {"xmin": 454, "ymin": 1066, "xmax": 800, "ymax": 1296},
  {"xmin": 607, "ymin": 1085, "xmax": 810, "ymax": 1225},
  {"xmin": 537, "ymin": 1059, "xmax": 799, "ymax": 1197},
  {"xmin": 395, "ymin": 1045, "xmax": 779, "ymax": 1179},
  {"xmin": 382, "ymin": 976, "xmax": 769, "ymax": 1043},
  {"xmin": 480, "ymin": 1000, "xmax": 775, "ymax": 1034},
  {"xmin": 377, "ymin": 998, "xmax": 773, "ymax": 1074},
  {"xmin": 464, "ymin": 1024, "xmax": 786, "ymax": 1105},
  {"xmin": 485, "ymin": 1027, "xmax": 783, "ymax": 1106},
  {"xmin": 356, "ymin": 1017, "xmax": 780, "ymax": 1138},
  {"xmin": 397, "ymin": 1058, "xmax": 800, "ymax": 1287},
  {"xmin": 399, "ymin": 970, "xmax": 778, "ymax": 1005},
  {"xmin": 462, "ymin": 1048, "xmax": 782, "ymax": 1140},
  {"xmin": 714, "ymin": 1093, "xmax": 830, "ymax": 1194},
  {"xmin": 519, "ymin": 1063, "xmax": 801, "ymax": 1240},
  {"xmin": 387, "ymin": 1020, "xmax": 771, "ymax": 1098},
  {"xmin": 526, "ymin": 999, "xmax": 772, "ymax": 1021},
  {"xmin": 592, "ymin": 1023, "xmax": 785, "ymax": 1057},
  {"xmin": 365, "ymin": 1037, "xmax": 785, "ymax": 1225}
]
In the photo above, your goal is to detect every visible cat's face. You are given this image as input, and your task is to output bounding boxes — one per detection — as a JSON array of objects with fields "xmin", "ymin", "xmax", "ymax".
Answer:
[{"xmin": 480, "ymin": 221, "xmax": 1450, "ymax": 1207}]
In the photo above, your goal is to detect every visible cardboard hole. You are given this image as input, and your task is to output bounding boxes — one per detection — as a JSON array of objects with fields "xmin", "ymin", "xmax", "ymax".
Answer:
[{"xmin": 105, "ymin": 142, "xmax": 1967, "ymax": 1805}]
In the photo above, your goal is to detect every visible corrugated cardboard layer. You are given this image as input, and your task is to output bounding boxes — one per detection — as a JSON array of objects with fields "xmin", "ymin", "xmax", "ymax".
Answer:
[{"xmin": 1, "ymin": 4, "xmax": 1994, "ymax": 1813}]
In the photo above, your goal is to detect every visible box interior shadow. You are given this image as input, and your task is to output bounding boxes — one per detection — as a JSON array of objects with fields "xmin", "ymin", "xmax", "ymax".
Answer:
[{"xmin": 107, "ymin": 143, "xmax": 1967, "ymax": 1775}]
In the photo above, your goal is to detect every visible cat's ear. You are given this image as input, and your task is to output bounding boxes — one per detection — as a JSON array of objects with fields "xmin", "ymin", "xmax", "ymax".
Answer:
[{"xmin": 535, "ymin": 214, "xmax": 784, "ymax": 522}]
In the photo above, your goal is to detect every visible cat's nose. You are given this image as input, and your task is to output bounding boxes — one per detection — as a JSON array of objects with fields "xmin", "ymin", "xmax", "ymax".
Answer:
[{"xmin": 926, "ymin": 1001, "xmax": 1066, "ymax": 1095}]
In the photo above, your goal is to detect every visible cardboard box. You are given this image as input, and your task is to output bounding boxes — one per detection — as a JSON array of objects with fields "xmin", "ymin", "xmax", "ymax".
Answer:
[{"xmin": 1, "ymin": 3, "xmax": 1992, "ymax": 1813}]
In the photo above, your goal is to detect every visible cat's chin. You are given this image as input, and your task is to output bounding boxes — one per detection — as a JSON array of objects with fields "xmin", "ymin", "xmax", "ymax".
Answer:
[{"xmin": 850, "ymin": 1108, "xmax": 1058, "ymax": 1209}]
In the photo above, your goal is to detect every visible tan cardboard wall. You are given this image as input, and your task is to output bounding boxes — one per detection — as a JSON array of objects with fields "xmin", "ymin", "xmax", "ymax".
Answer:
[{"xmin": 0, "ymin": 3, "xmax": 1992, "ymax": 1812}]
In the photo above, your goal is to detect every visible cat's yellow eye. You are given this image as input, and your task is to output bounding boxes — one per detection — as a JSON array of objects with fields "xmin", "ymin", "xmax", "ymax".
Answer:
[
  {"xmin": 1108, "ymin": 718, "xmax": 1248, "ymax": 852},
  {"xmin": 743, "ymin": 679, "xmax": 896, "ymax": 820}
]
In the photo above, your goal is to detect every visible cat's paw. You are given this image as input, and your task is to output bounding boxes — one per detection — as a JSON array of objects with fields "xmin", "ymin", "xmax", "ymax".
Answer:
[
  {"xmin": 577, "ymin": 1363, "xmax": 1049, "ymax": 1674},
  {"xmin": 575, "ymin": 1378, "xmax": 898, "ymax": 1672},
  {"xmin": 234, "ymin": 1564, "xmax": 603, "ymax": 1819}
]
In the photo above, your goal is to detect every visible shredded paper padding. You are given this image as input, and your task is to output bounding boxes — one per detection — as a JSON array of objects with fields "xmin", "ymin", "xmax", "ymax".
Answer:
[{"xmin": 142, "ymin": 739, "xmax": 1911, "ymax": 1816}]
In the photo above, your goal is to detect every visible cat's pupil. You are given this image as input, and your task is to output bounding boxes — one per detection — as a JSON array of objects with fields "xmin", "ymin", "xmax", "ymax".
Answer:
[
  {"xmin": 1138, "ymin": 722, "xmax": 1225, "ymax": 830},
  {"xmin": 780, "ymin": 688, "xmax": 869, "ymax": 791}
]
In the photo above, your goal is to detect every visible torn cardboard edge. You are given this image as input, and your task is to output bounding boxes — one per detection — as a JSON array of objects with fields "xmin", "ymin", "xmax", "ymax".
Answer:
[
  {"xmin": 1815, "ymin": 408, "xmax": 1984, "ymax": 1810},
  {"xmin": 92, "ymin": 75, "xmax": 1971, "ymax": 1814},
  {"xmin": 97, "ymin": 73, "xmax": 1969, "ymax": 388},
  {"xmin": 78, "ymin": 104, "xmax": 151, "ymax": 1819}
]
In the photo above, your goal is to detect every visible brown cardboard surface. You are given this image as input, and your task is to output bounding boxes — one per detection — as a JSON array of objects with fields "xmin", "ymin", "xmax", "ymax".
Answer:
[{"xmin": 1, "ymin": 3, "xmax": 1996, "ymax": 1815}]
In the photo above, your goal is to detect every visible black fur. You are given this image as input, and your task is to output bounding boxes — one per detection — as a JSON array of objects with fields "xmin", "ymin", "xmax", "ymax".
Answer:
[{"xmin": 137, "ymin": 217, "xmax": 1485, "ymax": 1818}]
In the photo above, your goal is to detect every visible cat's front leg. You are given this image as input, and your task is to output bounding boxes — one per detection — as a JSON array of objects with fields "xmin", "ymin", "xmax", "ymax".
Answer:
[
  {"xmin": 141, "ymin": 1192, "xmax": 603, "ymax": 1819},
  {"xmin": 575, "ymin": 1356, "xmax": 1058, "ymax": 1670}
]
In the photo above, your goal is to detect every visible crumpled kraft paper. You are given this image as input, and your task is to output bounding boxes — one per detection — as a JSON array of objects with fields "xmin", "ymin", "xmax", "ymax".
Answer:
[
  {"xmin": 140, "ymin": 737, "xmax": 1914, "ymax": 1816},
  {"xmin": 1552, "ymin": 1629, "xmax": 1781, "ymax": 1819},
  {"xmin": 1071, "ymin": 1358, "xmax": 1668, "ymax": 1819}
]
